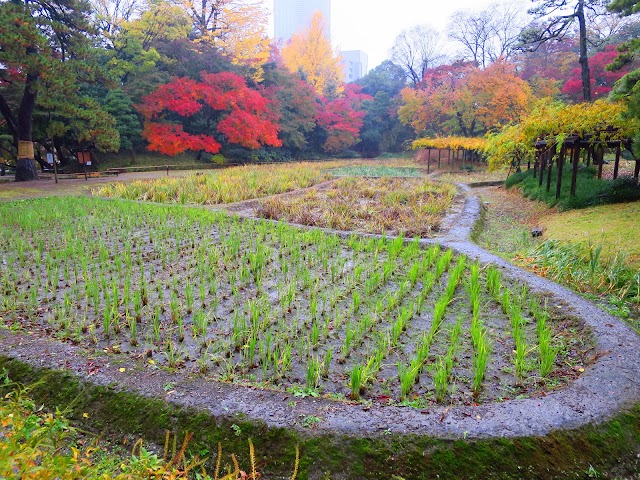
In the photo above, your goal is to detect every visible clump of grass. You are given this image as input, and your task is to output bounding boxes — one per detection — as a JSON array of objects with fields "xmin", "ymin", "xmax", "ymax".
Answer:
[
  {"xmin": 516, "ymin": 240, "xmax": 639, "ymax": 328},
  {"xmin": 0, "ymin": 375, "xmax": 299, "ymax": 479},
  {"xmin": 350, "ymin": 364, "xmax": 364, "ymax": 400},
  {"xmin": 531, "ymin": 300, "xmax": 557, "ymax": 378},
  {"xmin": 472, "ymin": 329, "xmax": 491, "ymax": 396}
]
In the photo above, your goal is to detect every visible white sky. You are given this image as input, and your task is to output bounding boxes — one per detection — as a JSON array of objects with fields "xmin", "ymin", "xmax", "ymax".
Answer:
[{"xmin": 265, "ymin": 0, "xmax": 509, "ymax": 70}]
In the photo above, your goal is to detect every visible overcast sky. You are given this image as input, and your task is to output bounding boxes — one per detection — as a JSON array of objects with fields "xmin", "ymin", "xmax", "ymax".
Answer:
[{"xmin": 265, "ymin": 0, "xmax": 529, "ymax": 70}]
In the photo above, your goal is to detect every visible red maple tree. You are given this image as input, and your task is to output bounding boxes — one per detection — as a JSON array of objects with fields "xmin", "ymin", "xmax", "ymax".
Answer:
[
  {"xmin": 562, "ymin": 45, "xmax": 633, "ymax": 102},
  {"xmin": 316, "ymin": 84, "xmax": 372, "ymax": 154},
  {"xmin": 138, "ymin": 72, "xmax": 281, "ymax": 155}
]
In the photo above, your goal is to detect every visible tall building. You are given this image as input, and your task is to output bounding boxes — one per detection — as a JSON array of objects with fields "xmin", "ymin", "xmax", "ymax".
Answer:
[
  {"xmin": 274, "ymin": 0, "xmax": 331, "ymax": 42},
  {"xmin": 341, "ymin": 50, "xmax": 368, "ymax": 83}
]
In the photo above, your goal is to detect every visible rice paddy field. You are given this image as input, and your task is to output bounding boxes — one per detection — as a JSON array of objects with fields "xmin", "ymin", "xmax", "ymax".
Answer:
[
  {"xmin": 256, "ymin": 177, "xmax": 456, "ymax": 236},
  {"xmin": 0, "ymin": 194, "xmax": 593, "ymax": 406},
  {"xmin": 93, "ymin": 162, "xmax": 340, "ymax": 205}
]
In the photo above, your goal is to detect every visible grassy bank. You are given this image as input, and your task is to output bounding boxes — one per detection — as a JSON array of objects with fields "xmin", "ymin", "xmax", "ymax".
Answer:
[
  {"xmin": 0, "ymin": 357, "xmax": 638, "ymax": 479},
  {"xmin": 541, "ymin": 201, "xmax": 640, "ymax": 269},
  {"xmin": 0, "ymin": 372, "xmax": 284, "ymax": 479},
  {"xmin": 505, "ymin": 166, "xmax": 640, "ymax": 210}
]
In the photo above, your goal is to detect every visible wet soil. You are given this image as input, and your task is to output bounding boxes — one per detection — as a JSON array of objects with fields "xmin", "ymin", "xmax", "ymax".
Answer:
[{"xmin": 0, "ymin": 196, "xmax": 593, "ymax": 406}]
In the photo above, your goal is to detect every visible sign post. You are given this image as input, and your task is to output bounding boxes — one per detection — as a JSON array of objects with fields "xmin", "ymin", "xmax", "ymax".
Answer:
[
  {"xmin": 78, "ymin": 151, "xmax": 90, "ymax": 180},
  {"xmin": 46, "ymin": 151, "xmax": 58, "ymax": 184}
]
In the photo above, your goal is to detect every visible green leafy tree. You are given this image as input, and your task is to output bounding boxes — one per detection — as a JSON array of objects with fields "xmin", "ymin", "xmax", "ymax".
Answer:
[
  {"xmin": 356, "ymin": 60, "xmax": 407, "ymax": 97},
  {"xmin": 0, "ymin": 0, "xmax": 99, "ymax": 180},
  {"xmin": 105, "ymin": 1, "xmax": 190, "ymax": 86},
  {"xmin": 355, "ymin": 62, "xmax": 413, "ymax": 156},
  {"xmin": 103, "ymin": 89, "xmax": 142, "ymax": 153},
  {"xmin": 262, "ymin": 62, "xmax": 317, "ymax": 152},
  {"xmin": 608, "ymin": 0, "xmax": 640, "ymax": 15}
]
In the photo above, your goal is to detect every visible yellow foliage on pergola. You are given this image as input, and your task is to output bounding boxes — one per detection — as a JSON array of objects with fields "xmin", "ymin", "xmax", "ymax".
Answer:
[{"xmin": 412, "ymin": 137, "xmax": 486, "ymax": 151}]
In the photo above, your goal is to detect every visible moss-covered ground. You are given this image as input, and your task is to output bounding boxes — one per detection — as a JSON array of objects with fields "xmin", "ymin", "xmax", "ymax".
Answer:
[{"xmin": 0, "ymin": 357, "xmax": 638, "ymax": 479}]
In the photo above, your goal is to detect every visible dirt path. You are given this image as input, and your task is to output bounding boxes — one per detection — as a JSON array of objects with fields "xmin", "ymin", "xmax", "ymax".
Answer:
[{"xmin": 0, "ymin": 169, "xmax": 211, "ymax": 200}]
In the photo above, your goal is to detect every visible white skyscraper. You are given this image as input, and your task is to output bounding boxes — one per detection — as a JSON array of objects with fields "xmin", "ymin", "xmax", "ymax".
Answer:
[
  {"xmin": 274, "ymin": 0, "xmax": 331, "ymax": 42},
  {"xmin": 341, "ymin": 50, "xmax": 368, "ymax": 83}
]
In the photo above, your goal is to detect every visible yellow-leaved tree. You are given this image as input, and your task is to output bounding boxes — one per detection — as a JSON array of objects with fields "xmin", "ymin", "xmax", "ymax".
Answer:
[
  {"xmin": 281, "ymin": 12, "xmax": 343, "ymax": 97},
  {"xmin": 180, "ymin": 0, "xmax": 270, "ymax": 79}
]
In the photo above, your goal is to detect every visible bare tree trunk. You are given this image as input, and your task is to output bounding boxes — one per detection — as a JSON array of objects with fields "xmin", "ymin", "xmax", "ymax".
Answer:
[{"xmin": 577, "ymin": 0, "xmax": 592, "ymax": 102}]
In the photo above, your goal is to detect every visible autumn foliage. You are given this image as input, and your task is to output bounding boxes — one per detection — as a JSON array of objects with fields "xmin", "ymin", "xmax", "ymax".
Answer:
[
  {"xmin": 484, "ymin": 99, "xmax": 638, "ymax": 170},
  {"xmin": 398, "ymin": 60, "xmax": 531, "ymax": 137},
  {"xmin": 138, "ymin": 72, "xmax": 281, "ymax": 155},
  {"xmin": 562, "ymin": 45, "xmax": 633, "ymax": 102},
  {"xmin": 281, "ymin": 12, "xmax": 344, "ymax": 97},
  {"xmin": 316, "ymin": 85, "xmax": 372, "ymax": 153}
]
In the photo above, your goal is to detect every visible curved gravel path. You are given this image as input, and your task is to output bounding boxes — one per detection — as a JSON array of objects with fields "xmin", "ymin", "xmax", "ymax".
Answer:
[{"xmin": 1, "ymin": 184, "xmax": 639, "ymax": 440}]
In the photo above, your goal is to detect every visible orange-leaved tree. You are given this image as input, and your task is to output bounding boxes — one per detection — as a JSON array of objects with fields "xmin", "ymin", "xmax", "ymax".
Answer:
[
  {"xmin": 281, "ymin": 11, "xmax": 343, "ymax": 97},
  {"xmin": 138, "ymin": 72, "xmax": 281, "ymax": 155},
  {"xmin": 459, "ymin": 60, "xmax": 532, "ymax": 133},
  {"xmin": 398, "ymin": 61, "xmax": 474, "ymax": 136},
  {"xmin": 398, "ymin": 60, "xmax": 531, "ymax": 137}
]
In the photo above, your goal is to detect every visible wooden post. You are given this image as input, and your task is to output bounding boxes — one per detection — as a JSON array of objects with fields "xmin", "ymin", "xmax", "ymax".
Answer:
[
  {"xmin": 546, "ymin": 148, "xmax": 555, "ymax": 192},
  {"xmin": 634, "ymin": 159, "xmax": 640, "ymax": 181},
  {"xmin": 539, "ymin": 148, "xmax": 547, "ymax": 186},
  {"xmin": 427, "ymin": 148, "xmax": 431, "ymax": 174},
  {"xmin": 447, "ymin": 148, "xmax": 451, "ymax": 167},
  {"xmin": 555, "ymin": 144, "xmax": 565, "ymax": 198},
  {"xmin": 438, "ymin": 149, "xmax": 441, "ymax": 168},
  {"xmin": 613, "ymin": 141, "xmax": 621, "ymax": 179},
  {"xmin": 570, "ymin": 141, "xmax": 581, "ymax": 197},
  {"xmin": 596, "ymin": 145, "xmax": 604, "ymax": 179},
  {"xmin": 586, "ymin": 145, "xmax": 592, "ymax": 167}
]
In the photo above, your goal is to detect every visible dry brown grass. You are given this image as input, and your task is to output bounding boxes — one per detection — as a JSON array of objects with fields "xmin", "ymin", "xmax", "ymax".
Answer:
[{"xmin": 257, "ymin": 177, "xmax": 456, "ymax": 237}]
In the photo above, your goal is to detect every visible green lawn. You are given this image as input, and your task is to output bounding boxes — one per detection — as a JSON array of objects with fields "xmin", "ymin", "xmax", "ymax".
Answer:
[{"xmin": 542, "ymin": 201, "xmax": 640, "ymax": 269}]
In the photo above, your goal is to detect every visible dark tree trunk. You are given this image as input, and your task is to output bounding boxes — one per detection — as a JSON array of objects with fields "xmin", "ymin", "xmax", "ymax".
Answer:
[
  {"xmin": 456, "ymin": 112, "xmax": 469, "ymax": 136},
  {"xmin": 15, "ymin": 67, "xmax": 40, "ymax": 181},
  {"xmin": 577, "ymin": 0, "xmax": 592, "ymax": 102}
]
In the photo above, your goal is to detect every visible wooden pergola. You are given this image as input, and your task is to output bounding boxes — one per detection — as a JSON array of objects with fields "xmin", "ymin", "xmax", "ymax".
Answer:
[
  {"xmin": 530, "ymin": 130, "xmax": 638, "ymax": 199},
  {"xmin": 412, "ymin": 137, "xmax": 486, "ymax": 173}
]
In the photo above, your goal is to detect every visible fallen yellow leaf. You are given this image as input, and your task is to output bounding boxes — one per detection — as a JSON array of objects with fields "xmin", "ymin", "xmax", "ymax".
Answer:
[{"xmin": 119, "ymin": 368, "xmax": 126, "ymax": 373}]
